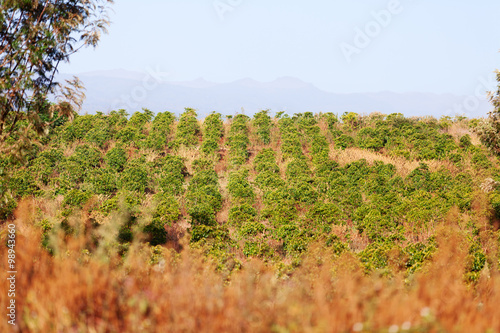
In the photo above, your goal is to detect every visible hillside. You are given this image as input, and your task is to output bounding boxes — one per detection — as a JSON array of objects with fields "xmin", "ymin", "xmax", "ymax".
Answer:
[{"xmin": 1, "ymin": 109, "xmax": 500, "ymax": 332}]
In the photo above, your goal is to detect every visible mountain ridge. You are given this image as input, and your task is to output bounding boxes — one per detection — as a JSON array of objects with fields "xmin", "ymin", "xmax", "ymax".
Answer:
[{"xmin": 57, "ymin": 69, "xmax": 491, "ymax": 117}]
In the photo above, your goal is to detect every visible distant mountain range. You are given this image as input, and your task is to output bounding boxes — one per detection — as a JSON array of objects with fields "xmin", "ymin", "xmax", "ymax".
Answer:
[{"xmin": 58, "ymin": 70, "xmax": 492, "ymax": 118}]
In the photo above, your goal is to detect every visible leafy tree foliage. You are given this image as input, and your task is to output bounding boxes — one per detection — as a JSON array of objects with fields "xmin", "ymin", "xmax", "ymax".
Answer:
[
  {"xmin": 0, "ymin": 0, "xmax": 113, "ymax": 153},
  {"xmin": 477, "ymin": 70, "xmax": 500, "ymax": 154}
]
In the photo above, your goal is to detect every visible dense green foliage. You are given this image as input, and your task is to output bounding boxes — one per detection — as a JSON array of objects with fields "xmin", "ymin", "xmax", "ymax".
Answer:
[{"xmin": 1, "ymin": 110, "xmax": 498, "ymax": 279}]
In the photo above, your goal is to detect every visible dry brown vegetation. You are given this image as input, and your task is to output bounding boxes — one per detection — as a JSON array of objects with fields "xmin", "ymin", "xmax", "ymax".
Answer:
[
  {"xmin": 329, "ymin": 146, "xmax": 464, "ymax": 178},
  {"xmin": 1, "ymin": 205, "xmax": 500, "ymax": 333}
]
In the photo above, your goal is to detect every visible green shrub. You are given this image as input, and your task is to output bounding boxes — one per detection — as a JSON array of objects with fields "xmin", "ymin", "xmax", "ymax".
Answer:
[
  {"xmin": 107, "ymin": 109, "xmax": 129, "ymax": 128},
  {"xmin": 152, "ymin": 194, "xmax": 180, "ymax": 226},
  {"xmin": 229, "ymin": 203, "xmax": 257, "ymax": 226},
  {"xmin": 116, "ymin": 126, "xmax": 141, "ymax": 144},
  {"xmin": 239, "ymin": 221, "xmax": 266, "ymax": 237},
  {"xmin": 472, "ymin": 151, "xmax": 492, "ymax": 169},
  {"xmin": 228, "ymin": 169, "xmax": 255, "ymax": 204},
  {"xmin": 88, "ymin": 168, "xmax": 118, "ymax": 195},
  {"xmin": 56, "ymin": 160, "xmax": 87, "ymax": 190},
  {"xmin": 145, "ymin": 111, "xmax": 175, "ymax": 150},
  {"xmin": 99, "ymin": 197, "xmax": 118, "ymax": 215},
  {"xmin": 253, "ymin": 109, "xmax": 272, "ymax": 145},
  {"xmin": 201, "ymin": 112, "xmax": 224, "ymax": 155},
  {"xmin": 404, "ymin": 242, "xmax": 435, "ymax": 274},
  {"xmin": 128, "ymin": 109, "xmax": 154, "ymax": 130},
  {"xmin": 187, "ymin": 159, "xmax": 222, "ymax": 227},
  {"xmin": 144, "ymin": 194, "xmax": 180, "ymax": 246},
  {"xmin": 9, "ymin": 169, "xmax": 39, "ymax": 197},
  {"xmin": 322, "ymin": 112, "xmax": 338, "ymax": 130},
  {"xmin": 243, "ymin": 240, "xmax": 273, "ymax": 258},
  {"xmin": 61, "ymin": 114, "xmax": 96, "ymax": 142},
  {"xmin": 63, "ymin": 189, "xmax": 91, "ymax": 208},
  {"xmin": 70, "ymin": 144, "xmax": 102, "ymax": 168},
  {"xmin": 228, "ymin": 114, "xmax": 250, "ymax": 165},
  {"xmin": 307, "ymin": 202, "xmax": 343, "ymax": 226},
  {"xmin": 188, "ymin": 203, "xmax": 217, "ymax": 227},
  {"xmin": 157, "ymin": 155, "xmax": 187, "ymax": 195},
  {"xmin": 334, "ymin": 134, "xmax": 355, "ymax": 149},
  {"xmin": 459, "ymin": 134, "xmax": 472, "ymax": 149},
  {"xmin": 105, "ymin": 147, "xmax": 127, "ymax": 172},
  {"xmin": 357, "ymin": 127, "xmax": 386, "ymax": 151},
  {"xmin": 84, "ymin": 127, "xmax": 112, "ymax": 148},
  {"xmin": 359, "ymin": 241, "xmax": 397, "ymax": 271},
  {"xmin": 120, "ymin": 158, "xmax": 150, "ymax": 192},
  {"xmin": 175, "ymin": 108, "xmax": 201, "ymax": 147},
  {"xmin": 465, "ymin": 241, "xmax": 487, "ymax": 282},
  {"xmin": 341, "ymin": 112, "xmax": 359, "ymax": 129},
  {"xmin": 449, "ymin": 153, "xmax": 463, "ymax": 165},
  {"xmin": 0, "ymin": 191, "xmax": 17, "ymax": 220}
]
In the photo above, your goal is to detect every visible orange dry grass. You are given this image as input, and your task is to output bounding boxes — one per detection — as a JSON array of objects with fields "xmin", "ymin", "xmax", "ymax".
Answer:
[
  {"xmin": 446, "ymin": 122, "xmax": 481, "ymax": 146},
  {"xmin": 1, "ymin": 205, "xmax": 500, "ymax": 332},
  {"xmin": 329, "ymin": 146, "xmax": 461, "ymax": 177},
  {"xmin": 176, "ymin": 146, "xmax": 202, "ymax": 175}
]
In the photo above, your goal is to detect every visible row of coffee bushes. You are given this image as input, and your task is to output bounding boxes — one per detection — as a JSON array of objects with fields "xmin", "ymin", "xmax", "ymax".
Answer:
[
  {"xmin": 291, "ymin": 113, "xmax": 349, "ymax": 255},
  {"xmin": 253, "ymin": 149, "xmax": 296, "ymax": 259},
  {"xmin": 174, "ymin": 108, "xmax": 201, "ymax": 148},
  {"xmin": 201, "ymin": 112, "xmax": 224, "ymax": 155},
  {"xmin": 186, "ymin": 159, "xmax": 237, "ymax": 270},
  {"xmin": 227, "ymin": 114, "xmax": 250, "ymax": 166},
  {"xmin": 226, "ymin": 113, "xmax": 274, "ymax": 259},
  {"xmin": 252, "ymin": 109, "xmax": 272, "ymax": 145},
  {"xmin": 250, "ymin": 116, "xmax": 313, "ymax": 258},
  {"xmin": 60, "ymin": 109, "xmax": 176, "ymax": 151}
]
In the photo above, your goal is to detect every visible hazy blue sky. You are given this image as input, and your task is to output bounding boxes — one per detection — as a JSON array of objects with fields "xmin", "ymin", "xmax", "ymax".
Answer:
[{"xmin": 59, "ymin": 0, "xmax": 500, "ymax": 95}]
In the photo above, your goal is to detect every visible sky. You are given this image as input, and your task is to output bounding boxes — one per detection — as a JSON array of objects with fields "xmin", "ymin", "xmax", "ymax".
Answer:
[{"xmin": 59, "ymin": 0, "xmax": 500, "ymax": 96}]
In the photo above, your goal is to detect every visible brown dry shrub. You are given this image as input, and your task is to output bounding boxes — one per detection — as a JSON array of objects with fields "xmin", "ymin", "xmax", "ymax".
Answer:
[{"xmin": 2, "ymin": 202, "xmax": 500, "ymax": 332}]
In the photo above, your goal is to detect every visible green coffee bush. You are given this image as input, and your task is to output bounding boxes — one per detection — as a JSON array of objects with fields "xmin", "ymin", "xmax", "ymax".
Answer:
[
  {"xmin": 229, "ymin": 203, "xmax": 257, "ymax": 226},
  {"xmin": 459, "ymin": 134, "xmax": 472, "ymax": 149},
  {"xmin": 145, "ymin": 111, "xmax": 175, "ymax": 150},
  {"xmin": 227, "ymin": 169, "xmax": 255, "ymax": 204},
  {"xmin": 70, "ymin": 144, "xmax": 102, "ymax": 169},
  {"xmin": 9, "ymin": 169, "xmax": 39, "ymax": 197},
  {"xmin": 228, "ymin": 114, "xmax": 250, "ymax": 165},
  {"xmin": 157, "ymin": 155, "xmax": 187, "ymax": 195},
  {"xmin": 105, "ymin": 146, "xmax": 127, "ymax": 172},
  {"xmin": 243, "ymin": 240, "xmax": 273, "ymax": 258},
  {"xmin": 128, "ymin": 109, "xmax": 154, "ymax": 130},
  {"xmin": 152, "ymin": 194, "xmax": 180, "ymax": 226},
  {"xmin": 88, "ymin": 168, "xmax": 118, "ymax": 195},
  {"xmin": 84, "ymin": 127, "xmax": 112, "ymax": 148},
  {"xmin": 116, "ymin": 126, "xmax": 141, "ymax": 144},
  {"xmin": 99, "ymin": 197, "xmax": 118, "ymax": 215},
  {"xmin": 253, "ymin": 109, "xmax": 272, "ymax": 145},
  {"xmin": 404, "ymin": 242, "xmax": 435, "ymax": 274},
  {"xmin": 120, "ymin": 158, "xmax": 150, "ymax": 192},
  {"xmin": 239, "ymin": 221, "xmax": 266, "ymax": 237},
  {"xmin": 201, "ymin": 112, "xmax": 224, "ymax": 155},
  {"xmin": 472, "ymin": 151, "xmax": 492, "ymax": 169},
  {"xmin": 175, "ymin": 108, "xmax": 201, "ymax": 147},
  {"xmin": 62, "ymin": 189, "xmax": 91, "ymax": 208}
]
